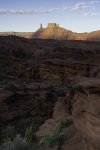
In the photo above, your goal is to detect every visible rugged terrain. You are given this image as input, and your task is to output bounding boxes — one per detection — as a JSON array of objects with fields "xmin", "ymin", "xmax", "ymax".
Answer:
[
  {"xmin": 0, "ymin": 23, "xmax": 100, "ymax": 41},
  {"xmin": 0, "ymin": 35, "xmax": 100, "ymax": 149},
  {"xmin": 32, "ymin": 24, "xmax": 100, "ymax": 41}
]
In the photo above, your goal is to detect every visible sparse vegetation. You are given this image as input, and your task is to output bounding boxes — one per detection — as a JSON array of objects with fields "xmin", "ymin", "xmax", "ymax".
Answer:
[
  {"xmin": 0, "ymin": 126, "xmax": 38, "ymax": 150},
  {"xmin": 59, "ymin": 117, "xmax": 73, "ymax": 129},
  {"xmin": 42, "ymin": 117, "xmax": 73, "ymax": 148},
  {"xmin": 25, "ymin": 126, "xmax": 34, "ymax": 143},
  {"xmin": 0, "ymin": 118, "xmax": 73, "ymax": 149},
  {"xmin": 41, "ymin": 127, "xmax": 61, "ymax": 148},
  {"xmin": 0, "ymin": 134, "xmax": 35, "ymax": 150}
]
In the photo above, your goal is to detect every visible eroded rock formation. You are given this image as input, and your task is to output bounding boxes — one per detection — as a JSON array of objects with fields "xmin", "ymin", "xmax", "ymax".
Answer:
[
  {"xmin": 73, "ymin": 78, "xmax": 100, "ymax": 150},
  {"xmin": 60, "ymin": 78, "xmax": 100, "ymax": 150},
  {"xmin": 0, "ymin": 36, "xmax": 100, "ymax": 149},
  {"xmin": 0, "ymin": 23, "xmax": 100, "ymax": 41},
  {"xmin": 32, "ymin": 24, "xmax": 100, "ymax": 41}
]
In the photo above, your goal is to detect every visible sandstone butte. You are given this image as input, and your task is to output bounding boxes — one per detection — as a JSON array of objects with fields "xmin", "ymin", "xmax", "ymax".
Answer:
[{"xmin": 0, "ymin": 23, "xmax": 100, "ymax": 40}]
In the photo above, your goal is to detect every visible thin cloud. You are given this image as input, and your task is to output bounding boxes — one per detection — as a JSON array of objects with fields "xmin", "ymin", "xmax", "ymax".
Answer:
[
  {"xmin": 72, "ymin": 0, "xmax": 100, "ymax": 10},
  {"xmin": 0, "ymin": 7, "xmax": 70, "ymax": 15},
  {"xmin": 0, "ymin": 1, "xmax": 99, "ymax": 15},
  {"xmin": 72, "ymin": 2, "xmax": 90, "ymax": 10},
  {"xmin": 84, "ymin": 12, "xmax": 100, "ymax": 16}
]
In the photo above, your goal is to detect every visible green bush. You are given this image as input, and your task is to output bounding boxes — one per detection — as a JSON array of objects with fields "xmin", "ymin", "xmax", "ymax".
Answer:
[
  {"xmin": 42, "ymin": 127, "xmax": 61, "ymax": 148},
  {"xmin": 59, "ymin": 117, "xmax": 73, "ymax": 129},
  {"xmin": 25, "ymin": 126, "xmax": 34, "ymax": 143},
  {"xmin": 42, "ymin": 117, "xmax": 73, "ymax": 148}
]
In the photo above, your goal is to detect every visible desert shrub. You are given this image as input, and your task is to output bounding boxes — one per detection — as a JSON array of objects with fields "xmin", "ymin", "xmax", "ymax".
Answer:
[
  {"xmin": 41, "ymin": 127, "xmax": 61, "ymax": 148},
  {"xmin": 42, "ymin": 117, "xmax": 73, "ymax": 148},
  {"xmin": 25, "ymin": 126, "xmax": 34, "ymax": 143},
  {"xmin": 59, "ymin": 117, "xmax": 73, "ymax": 129}
]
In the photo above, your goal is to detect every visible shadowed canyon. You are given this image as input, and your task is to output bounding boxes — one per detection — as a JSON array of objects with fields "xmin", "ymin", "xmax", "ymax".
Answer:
[{"xmin": 0, "ymin": 25, "xmax": 100, "ymax": 150}]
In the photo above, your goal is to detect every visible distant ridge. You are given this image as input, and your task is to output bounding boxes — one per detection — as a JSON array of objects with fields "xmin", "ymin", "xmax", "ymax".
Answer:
[
  {"xmin": 0, "ymin": 23, "xmax": 100, "ymax": 41},
  {"xmin": 0, "ymin": 32, "xmax": 33, "ymax": 39}
]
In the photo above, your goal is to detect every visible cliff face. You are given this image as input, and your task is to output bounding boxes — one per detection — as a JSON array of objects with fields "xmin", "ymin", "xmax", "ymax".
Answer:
[
  {"xmin": 56, "ymin": 78, "xmax": 100, "ymax": 150},
  {"xmin": 73, "ymin": 78, "xmax": 100, "ymax": 150},
  {"xmin": 32, "ymin": 24, "xmax": 100, "ymax": 41},
  {"xmin": 32, "ymin": 25, "xmax": 73, "ymax": 40},
  {"xmin": 72, "ymin": 30, "xmax": 100, "ymax": 41},
  {"xmin": 0, "ymin": 36, "xmax": 100, "ymax": 149}
]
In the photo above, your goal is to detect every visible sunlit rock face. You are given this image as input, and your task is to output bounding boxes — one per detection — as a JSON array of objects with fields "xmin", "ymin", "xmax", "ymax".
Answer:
[
  {"xmin": 0, "ymin": 24, "xmax": 100, "ymax": 40},
  {"xmin": 32, "ymin": 23, "xmax": 73, "ymax": 40},
  {"xmin": 32, "ymin": 24, "xmax": 100, "ymax": 41},
  {"xmin": 73, "ymin": 78, "xmax": 100, "ymax": 150}
]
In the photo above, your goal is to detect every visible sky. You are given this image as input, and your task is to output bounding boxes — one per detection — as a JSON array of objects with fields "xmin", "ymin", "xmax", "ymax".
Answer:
[{"xmin": 0, "ymin": 0, "xmax": 100, "ymax": 32}]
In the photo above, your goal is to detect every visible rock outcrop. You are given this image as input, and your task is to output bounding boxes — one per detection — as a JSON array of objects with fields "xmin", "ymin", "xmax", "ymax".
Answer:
[
  {"xmin": 60, "ymin": 78, "xmax": 100, "ymax": 150},
  {"xmin": 36, "ymin": 95, "xmax": 71, "ymax": 138},
  {"xmin": 32, "ymin": 23, "xmax": 73, "ymax": 40},
  {"xmin": 0, "ymin": 23, "xmax": 100, "ymax": 41},
  {"xmin": 73, "ymin": 78, "xmax": 100, "ymax": 150},
  {"xmin": 32, "ymin": 24, "xmax": 100, "ymax": 41}
]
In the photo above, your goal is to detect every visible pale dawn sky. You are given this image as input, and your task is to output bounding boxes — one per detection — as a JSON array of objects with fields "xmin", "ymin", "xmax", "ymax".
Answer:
[{"xmin": 0, "ymin": 0, "xmax": 100, "ymax": 32}]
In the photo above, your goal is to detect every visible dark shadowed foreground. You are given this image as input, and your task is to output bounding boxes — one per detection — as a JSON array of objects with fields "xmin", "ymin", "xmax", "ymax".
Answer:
[{"xmin": 0, "ymin": 36, "xmax": 100, "ymax": 150}]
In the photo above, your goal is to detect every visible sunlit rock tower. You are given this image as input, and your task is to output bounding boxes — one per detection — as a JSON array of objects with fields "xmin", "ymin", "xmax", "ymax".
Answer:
[
  {"xmin": 33, "ymin": 23, "xmax": 73, "ymax": 40},
  {"xmin": 48, "ymin": 23, "xmax": 59, "ymax": 28},
  {"xmin": 47, "ymin": 23, "xmax": 60, "ymax": 39}
]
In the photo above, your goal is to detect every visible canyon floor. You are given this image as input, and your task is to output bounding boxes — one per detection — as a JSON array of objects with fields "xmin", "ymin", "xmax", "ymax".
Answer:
[{"xmin": 0, "ymin": 35, "xmax": 100, "ymax": 150}]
